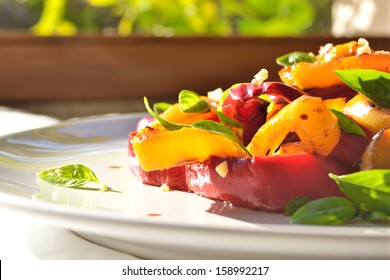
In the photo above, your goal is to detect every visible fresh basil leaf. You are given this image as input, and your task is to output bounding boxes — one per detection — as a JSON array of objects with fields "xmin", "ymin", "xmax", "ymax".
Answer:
[
  {"xmin": 216, "ymin": 88, "xmax": 243, "ymax": 128},
  {"xmin": 361, "ymin": 211, "xmax": 390, "ymax": 224},
  {"xmin": 329, "ymin": 170, "xmax": 390, "ymax": 215},
  {"xmin": 192, "ymin": 120, "xmax": 252, "ymax": 157},
  {"xmin": 144, "ymin": 97, "xmax": 189, "ymax": 131},
  {"xmin": 335, "ymin": 69, "xmax": 390, "ymax": 109},
  {"xmin": 276, "ymin": 51, "xmax": 316, "ymax": 67},
  {"xmin": 330, "ymin": 109, "xmax": 366, "ymax": 137},
  {"xmin": 192, "ymin": 120, "xmax": 239, "ymax": 140},
  {"xmin": 284, "ymin": 196, "xmax": 312, "ymax": 216},
  {"xmin": 179, "ymin": 90, "xmax": 209, "ymax": 113},
  {"xmin": 153, "ymin": 102, "xmax": 172, "ymax": 114},
  {"xmin": 291, "ymin": 197, "xmax": 358, "ymax": 225},
  {"xmin": 37, "ymin": 164, "xmax": 110, "ymax": 192}
]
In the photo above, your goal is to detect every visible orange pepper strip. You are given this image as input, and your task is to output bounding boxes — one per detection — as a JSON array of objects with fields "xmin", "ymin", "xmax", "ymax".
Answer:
[
  {"xmin": 279, "ymin": 53, "xmax": 390, "ymax": 90},
  {"xmin": 279, "ymin": 39, "xmax": 390, "ymax": 90},
  {"xmin": 132, "ymin": 126, "xmax": 249, "ymax": 171},
  {"xmin": 247, "ymin": 96, "xmax": 341, "ymax": 157}
]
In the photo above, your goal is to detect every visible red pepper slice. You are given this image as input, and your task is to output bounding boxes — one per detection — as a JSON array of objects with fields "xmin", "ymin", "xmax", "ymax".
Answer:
[{"xmin": 129, "ymin": 132, "xmax": 350, "ymax": 212}]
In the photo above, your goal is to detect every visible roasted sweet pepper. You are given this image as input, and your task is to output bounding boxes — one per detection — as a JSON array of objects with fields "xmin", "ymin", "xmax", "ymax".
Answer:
[
  {"xmin": 279, "ymin": 39, "xmax": 390, "ymax": 90},
  {"xmin": 247, "ymin": 95, "xmax": 341, "ymax": 157}
]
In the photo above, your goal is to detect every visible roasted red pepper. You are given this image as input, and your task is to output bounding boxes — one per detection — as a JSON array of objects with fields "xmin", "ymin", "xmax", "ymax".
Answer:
[{"xmin": 129, "ymin": 140, "xmax": 344, "ymax": 212}]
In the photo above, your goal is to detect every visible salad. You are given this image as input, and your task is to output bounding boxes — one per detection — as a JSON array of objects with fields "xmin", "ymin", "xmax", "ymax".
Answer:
[
  {"xmin": 38, "ymin": 39, "xmax": 390, "ymax": 225},
  {"xmin": 127, "ymin": 38, "xmax": 390, "ymax": 225}
]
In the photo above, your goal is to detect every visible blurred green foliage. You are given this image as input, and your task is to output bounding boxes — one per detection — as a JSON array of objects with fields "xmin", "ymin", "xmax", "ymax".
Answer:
[{"xmin": 0, "ymin": 0, "xmax": 332, "ymax": 36}]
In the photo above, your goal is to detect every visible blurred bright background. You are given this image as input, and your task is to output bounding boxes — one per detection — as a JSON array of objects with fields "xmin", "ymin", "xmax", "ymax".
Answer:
[{"xmin": 0, "ymin": 0, "xmax": 387, "ymax": 37}]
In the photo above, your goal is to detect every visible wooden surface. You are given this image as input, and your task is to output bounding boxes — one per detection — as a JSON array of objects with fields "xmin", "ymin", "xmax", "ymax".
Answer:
[{"xmin": 0, "ymin": 34, "xmax": 389, "ymax": 118}]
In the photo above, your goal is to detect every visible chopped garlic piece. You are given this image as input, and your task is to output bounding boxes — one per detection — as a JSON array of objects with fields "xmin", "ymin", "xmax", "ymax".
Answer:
[
  {"xmin": 160, "ymin": 184, "xmax": 170, "ymax": 192},
  {"xmin": 215, "ymin": 160, "xmax": 229, "ymax": 178},
  {"xmin": 319, "ymin": 43, "xmax": 333, "ymax": 56},
  {"xmin": 375, "ymin": 50, "xmax": 390, "ymax": 55},
  {"xmin": 358, "ymin": 38, "xmax": 369, "ymax": 47},
  {"xmin": 357, "ymin": 45, "xmax": 371, "ymax": 56},
  {"xmin": 357, "ymin": 38, "xmax": 371, "ymax": 56},
  {"xmin": 323, "ymin": 52, "xmax": 333, "ymax": 63},
  {"xmin": 207, "ymin": 88, "xmax": 224, "ymax": 102},
  {"xmin": 251, "ymin": 69, "xmax": 268, "ymax": 86}
]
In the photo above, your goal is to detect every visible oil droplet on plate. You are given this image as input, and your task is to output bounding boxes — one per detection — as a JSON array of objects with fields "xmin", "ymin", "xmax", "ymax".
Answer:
[{"xmin": 147, "ymin": 213, "xmax": 162, "ymax": 217}]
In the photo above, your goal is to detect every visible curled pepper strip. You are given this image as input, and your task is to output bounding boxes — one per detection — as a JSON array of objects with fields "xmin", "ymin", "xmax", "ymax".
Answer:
[
  {"xmin": 132, "ymin": 126, "xmax": 249, "ymax": 171},
  {"xmin": 247, "ymin": 96, "xmax": 341, "ymax": 157}
]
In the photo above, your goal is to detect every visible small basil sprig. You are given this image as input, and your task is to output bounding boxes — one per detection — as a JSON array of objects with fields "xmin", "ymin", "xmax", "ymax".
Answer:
[
  {"xmin": 288, "ymin": 169, "xmax": 390, "ymax": 225},
  {"xmin": 284, "ymin": 196, "xmax": 312, "ymax": 216},
  {"xmin": 144, "ymin": 97, "xmax": 189, "ymax": 131},
  {"xmin": 291, "ymin": 197, "xmax": 358, "ymax": 225},
  {"xmin": 276, "ymin": 51, "xmax": 316, "ymax": 67},
  {"xmin": 335, "ymin": 69, "xmax": 390, "ymax": 109},
  {"xmin": 153, "ymin": 102, "xmax": 172, "ymax": 114},
  {"xmin": 330, "ymin": 169, "xmax": 390, "ymax": 216},
  {"xmin": 330, "ymin": 109, "xmax": 366, "ymax": 137},
  {"xmin": 144, "ymin": 97, "xmax": 252, "ymax": 156},
  {"xmin": 179, "ymin": 90, "xmax": 209, "ymax": 113},
  {"xmin": 37, "ymin": 164, "xmax": 118, "ymax": 192}
]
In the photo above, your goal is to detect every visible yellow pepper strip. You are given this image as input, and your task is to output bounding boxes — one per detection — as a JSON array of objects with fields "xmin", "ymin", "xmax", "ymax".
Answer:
[
  {"xmin": 343, "ymin": 94, "xmax": 390, "ymax": 134},
  {"xmin": 132, "ymin": 125, "xmax": 249, "ymax": 171},
  {"xmin": 324, "ymin": 97, "xmax": 347, "ymax": 111},
  {"xmin": 247, "ymin": 96, "xmax": 341, "ymax": 157}
]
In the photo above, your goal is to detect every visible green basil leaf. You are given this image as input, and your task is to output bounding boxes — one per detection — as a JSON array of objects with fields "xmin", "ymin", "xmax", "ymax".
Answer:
[
  {"xmin": 334, "ymin": 69, "xmax": 390, "ymax": 109},
  {"xmin": 291, "ymin": 197, "xmax": 358, "ymax": 225},
  {"xmin": 284, "ymin": 196, "xmax": 312, "ymax": 216},
  {"xmin": 179, "ymin": 90, "xmax": 209, "ymax": 113},
  {"xmin": 276, "ymin": 51, "xmax": 316, "ymax": 67},
  {"xmin": 329, "ymin": 169, "xmax": 390, "ymax": 215},
  {"xmin": 153, "ymin": 102, "xmax": 172, "ymax": 114},
  {"xmin": 192, "ymin": 120, "xmax": 252, "ymax": 157},
  {"xmin": 330, "ymin": 109, "xmax": 366, "ymax": 137},
  {"xmin": 144, "ymin": 97, "xmax": 190, "ymax": 131},
  {"xmin": 361, "ymin": 211, "xmax": 390, "ymax": 224},
  {"xmin": 37, "ymin": 164, "xmax": 109, "ymax": 192}
]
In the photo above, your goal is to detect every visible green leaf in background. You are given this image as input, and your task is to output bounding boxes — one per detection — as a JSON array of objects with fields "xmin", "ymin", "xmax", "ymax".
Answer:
[
  {"xmin": 153, "ymin": 102, "xmax": 172, "ymax": 114},
  {"xmin": 284, "ymin": 196, "xmax": 312, "ymax": 216},
  {"xmin": 27, "ymin": 0, "xmax": 319, "ymax": 37},
  {"xmin": 329, "ymin": 170, "xmax": 390, "ymax": 215},
  {"xmin": 335, "ymin": 69, "xmax": 390, "ymax": 109},
  {"xmin": 87, "ymin": 0, "xmax": 118, "ymax": 7},
  {"xmin": 179, "ymin": 90, "xmax": 209, "ymax": 113},
  {"xmin": 291, "ymin": 197, "xmax": 358, "ymax": 225},
  {"xmin": 37, "ymin": 164, "xmax": 109, "ymax": 192},
  {"xmin": 276, "ymin": 51, "xmax": 316, "ymax": 66},
  {"xmin": 330, "ymin": 109, "xmax": 366, "ymax": 137}
]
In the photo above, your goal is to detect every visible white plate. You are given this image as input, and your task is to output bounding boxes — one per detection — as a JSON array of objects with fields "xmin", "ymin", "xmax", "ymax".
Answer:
[{"xmin": 0, "ymin": 113, "xmax": 389, "ymax": 259}]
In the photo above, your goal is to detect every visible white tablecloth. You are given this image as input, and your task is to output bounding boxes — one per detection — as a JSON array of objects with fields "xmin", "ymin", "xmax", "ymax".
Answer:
[{"xmin": 0, "ymin": 106, "xmax": 138, "ymax": 260}]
